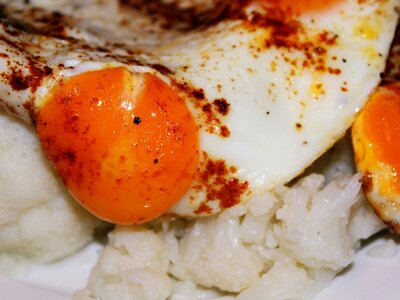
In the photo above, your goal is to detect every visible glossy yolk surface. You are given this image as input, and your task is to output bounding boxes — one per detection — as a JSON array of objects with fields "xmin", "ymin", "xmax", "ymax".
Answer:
[
  {"xmin": 37, "ymin": 67, "xmax": 199, "ymax": 224},
  {"xmin": 352, "ymin": 83, "xmax": 400, "ymax": 196},
  {"xmin": 264, "ymin": 0, "xmax": 344, "ymax": 14}
]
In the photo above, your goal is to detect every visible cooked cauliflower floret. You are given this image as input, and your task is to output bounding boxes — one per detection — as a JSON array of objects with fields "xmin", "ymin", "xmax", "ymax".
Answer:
[
  {"xmin": 175, "ymin": 210, "xmax": 264, "ymax": 293},
  {"xmin": 237, "ymin": 254, "xmax": 317, "ymax": 300},
  {"xmin": 274, "ymin": 174, "xmax": 360, "ymax": 270},
  {"xmin": 0, "ymin": 112, "xmax": 100, "ymax": 262},
  {"xmin": 74, "ymin": 226, "xmax": 172, "ymax": 300}
]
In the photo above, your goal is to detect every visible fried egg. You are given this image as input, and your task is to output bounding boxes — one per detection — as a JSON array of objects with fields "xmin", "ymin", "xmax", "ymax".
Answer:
[{"xmin": 0, "ymin": 0, "xmax": 397, "ymax": 224}]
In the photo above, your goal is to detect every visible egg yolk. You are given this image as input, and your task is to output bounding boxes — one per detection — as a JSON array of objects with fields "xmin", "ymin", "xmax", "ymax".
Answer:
[
  {"xmin": 352, "ymin": 82, "xmax": 400, "ymax": 196},
  {"xmin": 260, "ymin": 0, "xmax": 344, "ymax": 14},
  {"xmin": 37, "ymin": 67, "xmax": 199, "ymax": 224}
]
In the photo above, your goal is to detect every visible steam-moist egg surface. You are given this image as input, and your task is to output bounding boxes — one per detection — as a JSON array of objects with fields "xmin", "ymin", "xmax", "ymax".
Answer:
[
  {"xmin": 352, "ymin": 83, "xmax": 400, "ymax": 232},
  {"xmin": 0, "ymin": 0, "xmax": 398, "ymax": 222},
  {"xmin": 37, "ymin": 67, "xmax": 199, "ymax": 224}
]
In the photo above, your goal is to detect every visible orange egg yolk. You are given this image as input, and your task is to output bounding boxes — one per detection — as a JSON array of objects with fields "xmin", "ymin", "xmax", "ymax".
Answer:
[
  {"xmin": 352, "ymin": 82, "xmax": 400, "ymax": 196},
  {"xmin": 37, "ymin": 67, "xmax": 199, "ymax": 224},
  {"xmin": 259, "ymin": 0, "xmax": 344, "ymax": 14}
]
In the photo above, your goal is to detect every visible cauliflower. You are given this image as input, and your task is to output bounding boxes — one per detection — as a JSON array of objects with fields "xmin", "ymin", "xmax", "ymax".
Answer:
[
  {"xmin": 0, "ymin": 112, "xmax": 100, "ymax": 262},
  {"xmin": 74, "ymin": 226, "xmax": 172, "ymax": 300},
  {"xmin": 174, "ymin": 210, "xmax": 264, "ymax": 293},
  {"xmin": 274, "ymin": 174, "xmax": 360, "ymax": 270},
  {"xmin": 237, "ymin": 255, "xmax": 317, "ymax": 300}
]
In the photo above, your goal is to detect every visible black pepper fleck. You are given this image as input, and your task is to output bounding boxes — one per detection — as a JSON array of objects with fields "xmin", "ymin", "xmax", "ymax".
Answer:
[
  {"xmin": 153, "ymin": 158, "xmax": 159, "ymax": 164},
  {"xmin": 133, "ymin": 117, "xmax": 141, "ymax": 125}
]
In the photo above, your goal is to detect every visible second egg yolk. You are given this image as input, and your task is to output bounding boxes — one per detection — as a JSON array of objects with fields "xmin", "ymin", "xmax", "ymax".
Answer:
[
  {"xmin": 352, "ymin": 83, "xmax": 400, "ymax": 196},
  {"xmin": 37, "ymin": 67, "xmax": 199, "ymax": 224}
]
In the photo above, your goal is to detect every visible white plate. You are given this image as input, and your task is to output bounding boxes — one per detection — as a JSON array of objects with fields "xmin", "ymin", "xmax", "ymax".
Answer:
[
  {"xmin": 317, "ymin": 234, "xmax": 400, "ymax": 300},
  {"xmin": 1, "ymin": 234, "xmax": 399, "ymax": 300}
]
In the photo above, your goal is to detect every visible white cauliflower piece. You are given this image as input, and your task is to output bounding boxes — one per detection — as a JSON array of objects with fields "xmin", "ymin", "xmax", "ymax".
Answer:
[
  {"xmin": 0, "ymin": 112, "xmax": 99, "ymax": 262},
  {"xmin": 238, "ymin": 255, "xmax": 317, "ymax": 300},
  {"xmin": 274, "ymin": 173, "xmax": 361, "ymax": 270},
  {"xmin": 239, "ymin": 192, "xmax": 277, "ymax": 245},
  {"xmin": 74, "ymin": 226, "xmax": 172, "ymax": 300},
  {"xmin": 175, "ymin": 209, "xmax": 264, "ymax": 293}
]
